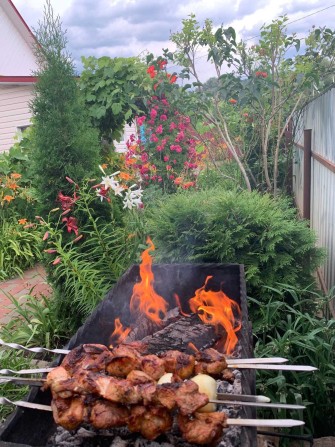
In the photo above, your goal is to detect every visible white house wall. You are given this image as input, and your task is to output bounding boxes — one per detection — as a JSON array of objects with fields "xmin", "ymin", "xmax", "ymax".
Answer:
[
  {"xmin": 114, "ymin": 123, "xmax": 137, "ymax": 153},
  {"xmin": 0, "ymin": 4, "xmax": 37, "ymax": 75},
  {"xmin": 0, "ymin": 84, "xmax": 33, "ymax": 153}
]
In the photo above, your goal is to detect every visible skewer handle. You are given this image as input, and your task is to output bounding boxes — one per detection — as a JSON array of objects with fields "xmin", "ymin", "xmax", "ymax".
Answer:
[
  {"xmin": 226, "ymin": 418, "xmax": 305, "ymax": 427},
  {"xmin": 217, "ymin": 393, "xmax": 270, "ymax": 403},
  {"xmin": 229, "ymin": 364, "xmax": 317, "ymax": 371},
  {"xmin": 211, "ymin": 400, "xmax": 305, "ymax": 410},
  {"xmin": 0, "ymin": 339, "xmax": 69, "ymax": 355},
  {"xmin": 0, "ymin": 397, "xmax": 52, "ymax": 411},
  {"xmin": 0, "ymin": 367, "xmax": 53, "ymax": 375},
  {"xmin": 227, "ymin": 357, "xmax": 288, "ymax": 365}
]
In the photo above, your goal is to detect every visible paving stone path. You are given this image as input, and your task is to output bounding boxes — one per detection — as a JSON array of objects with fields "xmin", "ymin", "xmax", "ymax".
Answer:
[{"xmin": 0, "ymin": 264, "xmax": 52, "ymax": 324}]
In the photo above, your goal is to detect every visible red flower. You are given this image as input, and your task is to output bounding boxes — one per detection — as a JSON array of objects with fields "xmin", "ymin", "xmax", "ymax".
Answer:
[
  {"xmin": 147, "ymin": 65, "xmax": 157, "ymax": 78},
  {"xmin": 62, "ymin": 216, "xmax": 79, "ymax": 236},
  {"xmin": 150, "ymin": 109, "xmax": 158, "ymax": 120},
  {"xmin": 158, "ymin": 59, "xmax": 167, "ymax": 70},
  {"xmin": 167, "ymin": 73, "xmax": 177, "ymax": 84},
  {"xmin": 228, "ymin": 98, "xmax": 237, "ymax": 104},
  {"xmin": 160, "ymin": 114, "xmax": 167, "ymax": 121},
  {"xmin": 137, "ymin": 116, "xmax": 146, "ymax": 126},
  {"xmin": 57, "ymin": 191, "xmax": 79, "ymax": 211},
  {"xmin": 155, "ymin": 124, "xmax": 163, "ymax": 134},
  {"xmin": 255, "ymin": 71, "xmax": 268, "ymax": 78}
]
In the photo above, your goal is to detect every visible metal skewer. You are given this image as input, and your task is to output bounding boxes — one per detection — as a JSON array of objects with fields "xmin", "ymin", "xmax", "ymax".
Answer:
[
  {"xmin": 228, "ymin": 364, "xmax": 317, "ymax": 372},
  {"xmin": 211, "ymin": 400, "xmax": 305, "ymax": 410},
  {"xmin": 0, "ymin": 340, "xmax": 316, "ymax": 371},
  {"xmin": 0, "ymin": 367, "xmax": 54, "ymax": 375},
  {"xmin": 0, "ymin": 340, "xmax": 286, "ymax": 364},
  {"xmin": 0, "ymin": 339, "xmax": 69, "ymax": 355},
  {"xmin": 0, "ymin": 397, "xmax": 305, "ymax": 414},
  {"xmin": 226, "ymin": 357, "xmax": 288, "ymax": 365},
  {"xmin": 0, "ymin": 375, "xmax": 271, "ymax": 404}
]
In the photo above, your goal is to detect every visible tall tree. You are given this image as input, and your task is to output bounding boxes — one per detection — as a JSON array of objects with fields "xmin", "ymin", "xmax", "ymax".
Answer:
[{"xmin": 30, "ymin": 0, "xmax": 101, "ymax": 216}]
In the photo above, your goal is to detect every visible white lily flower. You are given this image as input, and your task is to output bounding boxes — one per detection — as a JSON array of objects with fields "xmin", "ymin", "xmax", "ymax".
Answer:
[
  {"xmin": 111, "ymin": 182, "xmax": 125, "ymax": 197},
  {"xmin": 122, "ymin": 186, "xmax": 143, "ymax": 209}
]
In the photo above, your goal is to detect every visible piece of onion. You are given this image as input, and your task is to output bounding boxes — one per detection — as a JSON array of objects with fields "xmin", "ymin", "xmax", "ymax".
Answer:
[
  {"xmin": 157, "ymin": 373, "xmax": 173, "ymax": 385},
  {"xmin": 191, "ymin": 374, "xmax": 217, "ymax": 412}
]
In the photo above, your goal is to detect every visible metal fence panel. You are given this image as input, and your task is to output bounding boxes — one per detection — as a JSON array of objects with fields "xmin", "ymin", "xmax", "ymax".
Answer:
[{"xmin": 293, "ymin": 88, "xmax": 335, "ymax": 297}]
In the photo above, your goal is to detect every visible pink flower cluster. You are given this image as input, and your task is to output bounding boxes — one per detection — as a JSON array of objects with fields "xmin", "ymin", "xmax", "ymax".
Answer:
[{"xmin": 126, "ymin": 95, "xmax": 204, "ymax": 191}]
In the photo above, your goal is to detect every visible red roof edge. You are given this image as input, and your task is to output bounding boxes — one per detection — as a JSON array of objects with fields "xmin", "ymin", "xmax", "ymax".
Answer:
[
  {"xmin": 0, "ymin": 76, "xmax": 38, "ymax": 83},
  {"xmin": 7, "ymin": 0, "xmax": 38, "ymax": 43}
]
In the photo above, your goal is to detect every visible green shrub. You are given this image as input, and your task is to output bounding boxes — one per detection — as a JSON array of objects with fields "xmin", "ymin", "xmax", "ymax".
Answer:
[
  {"xmin": 144, "ymin": 189, "xmax": 324, "ymax": 301},
  {"xmin": 0, "ymin": 219, "xmax": 41, "ymax": 280},
  {"xmin": 0, "ymin": 292, "xmax": 67, "ymax": 349},
  {"xmin": 0, "ymin": 350, "xmax": 32, "ymax": 422},
  {"xmin": 250, "ymin": 284, "xmax": 335, "ymax": 437}
]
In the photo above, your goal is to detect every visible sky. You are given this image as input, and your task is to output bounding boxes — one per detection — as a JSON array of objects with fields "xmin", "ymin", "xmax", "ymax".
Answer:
[{"xmin": 12, "ymin": 0, "xmax": 335, "ymax": 80}]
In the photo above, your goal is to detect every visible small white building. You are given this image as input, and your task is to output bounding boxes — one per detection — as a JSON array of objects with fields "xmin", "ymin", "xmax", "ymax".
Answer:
[
  {"xmin": 0, "ymin": 0, "xmax": 38, "ymax": 153},
  {"xmin": 0, "ymin": 0, "xmax": 136, "ymax": 154}
]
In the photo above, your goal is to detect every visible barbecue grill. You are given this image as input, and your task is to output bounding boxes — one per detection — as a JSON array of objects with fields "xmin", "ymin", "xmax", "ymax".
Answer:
[{"xmin": 0, "ymin": 263, "xmax": 259, "ymax": 446}]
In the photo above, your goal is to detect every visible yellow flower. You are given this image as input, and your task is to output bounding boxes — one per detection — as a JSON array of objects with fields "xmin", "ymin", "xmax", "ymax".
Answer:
[{"xmin": 18, "ymin": 218, "xmax": 27, "ymax": 225}]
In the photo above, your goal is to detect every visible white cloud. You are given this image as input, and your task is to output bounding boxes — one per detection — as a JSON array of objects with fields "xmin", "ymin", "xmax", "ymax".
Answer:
[{"xmin": 11, "ymin": 0, "xmax": 335, "ymax": 75}]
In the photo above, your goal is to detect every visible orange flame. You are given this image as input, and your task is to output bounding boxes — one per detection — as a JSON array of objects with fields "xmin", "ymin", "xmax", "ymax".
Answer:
[
  {"xmin": 189, "ymin": 276, "xmax": 241, "ymax": 354},
  {"xmin": 110, "ymin": 318, "xmax": 132, "ymax": 346},
  {"xmin": 174, "ymin": 293, "xmax": 191, "ymax": 317},
  {"xmin": 188, "ymin": 342, "xmax": 199, "ymax": 353},
  {"xmin": 130, "ymin": 237, "xmax": 169, "ymax": 324}
]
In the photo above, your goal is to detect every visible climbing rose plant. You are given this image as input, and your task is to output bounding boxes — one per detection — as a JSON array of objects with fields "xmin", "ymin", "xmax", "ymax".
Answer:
[{"xmin": 125, "ymin": 58, "xmax": 206, "ymax": 193}]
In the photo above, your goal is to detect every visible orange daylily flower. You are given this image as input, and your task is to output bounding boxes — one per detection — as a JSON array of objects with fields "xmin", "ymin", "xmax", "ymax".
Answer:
[
  {"xmin": 3, "ymin": 195, "xmax": 14, "ymax": 202},
  {"xmin": 119, "ymin": 172, "xmax": 133, "ymax": 181},
  {"xmin": 18, "ymin": 218, "xmax": 27, "ymax": 225},
  {"xmin": 101, "ymin": 163, "xmax": 108, "ymax": 169},
  {"xmin": 11, "ymin": 173, "xmax": 21, "ymax": 179},
  {"xmin": 7, "ymin": 181, "xmax": 19, "ymax": 190}
]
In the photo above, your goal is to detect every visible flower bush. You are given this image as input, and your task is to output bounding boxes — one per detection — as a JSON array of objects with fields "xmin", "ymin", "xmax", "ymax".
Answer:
[
  {"xmin": 38, "ymin": 168, "xmax": 144, "ymax": 332},
  {"xmin": 125, "ymin": 57, "xmax": 206, "ymax": 193},
  {"xmin": 0, "ymin": 170, "xmax": 41, "ymax": 280}
]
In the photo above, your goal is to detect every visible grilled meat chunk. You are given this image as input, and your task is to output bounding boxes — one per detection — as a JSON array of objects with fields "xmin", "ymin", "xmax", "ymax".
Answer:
[
  {"xmin": 51, "ymin": 396, "xmax": 86, "ymax": 431},
  {"xmin": 160, "ymin": 350, "xmax": 195, "ymax": 379},
  {"xmin": 61, "ymin": 344, "xmax": 112, "ymax": 374},
  {"xmin": 178, "ymin": 411, "xmax": 228, "ymax": 445},
  {"xmin": 195, "ymin": 348, "xmax": 228, "ymax": 376},
  {"xmin": 127, "ymin": 369, "xmax": 155, "ymax": 385},
  {"xmin": 174, "ymin": 380, "xmax": 209, "ymax": 415},
  {"xmin": 90, "ymin": 400, "xmax": 129, "ymax": 429},
  {"xmin": 105, "ymin": 345, "xmax": 141, "ymax": 377},
  {"xmin": 93, "ymin": 374, "xmax": 142, "ymax": 404},
  {"xmin": 128, "ymin": 405, "xmax": 173, "ymax": 440},
  {"xmin": 141, "ymin": 354, "xmax": 166, "ymax": 380}
]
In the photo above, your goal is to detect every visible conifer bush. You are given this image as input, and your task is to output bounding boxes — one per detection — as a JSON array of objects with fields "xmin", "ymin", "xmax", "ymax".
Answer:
[
  {"xmin": 30, "ymin": 1, "xmax": 101, "ymax": 216},
  {"xmin": 144, "ymin": 189, "xmax": 324, "ymax": 301}
]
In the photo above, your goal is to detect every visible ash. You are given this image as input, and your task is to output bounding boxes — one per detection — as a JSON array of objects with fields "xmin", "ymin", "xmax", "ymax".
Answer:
[{"xmin": 47, "ymin": 371, "xmax": 242, "ymax": 447}]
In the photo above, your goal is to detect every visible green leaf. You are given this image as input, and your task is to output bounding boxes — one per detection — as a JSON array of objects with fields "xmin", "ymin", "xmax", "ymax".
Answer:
[{"xmin": 111, "ymin": 102, "xmax": 122, "ymax": 115}]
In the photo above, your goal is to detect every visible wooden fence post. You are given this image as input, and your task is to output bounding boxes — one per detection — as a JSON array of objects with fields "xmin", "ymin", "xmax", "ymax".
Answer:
[{"xmin": 303, "ymin": 129, "xmax": 312, "ymax": 220}]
